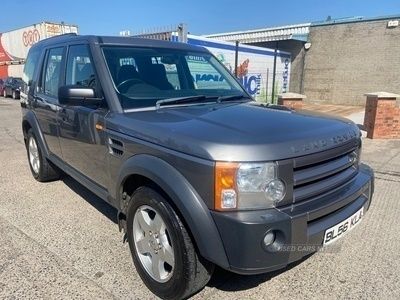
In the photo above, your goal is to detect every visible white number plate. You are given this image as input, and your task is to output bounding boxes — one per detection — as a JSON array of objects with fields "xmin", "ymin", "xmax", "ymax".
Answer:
[{"xmin": 323, "ymin": 207, "xmax": 364, "ymax": 245}]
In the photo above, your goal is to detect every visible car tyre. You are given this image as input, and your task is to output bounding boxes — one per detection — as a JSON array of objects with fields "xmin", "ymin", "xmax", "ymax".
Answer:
[
  {"xmin": 12, "ymin": 90, "xmax": 16, "ymax": 99},
  {"xmin": 26, "ymin": 129, "xmax": 61, "ymax": 182},
  {"xmin": 3, "ymin": 89, "xmax": 6, "ymax": 98},
  {"xmin": 126, "ymin": 187, "xmax": 214, "ymax": 300}
]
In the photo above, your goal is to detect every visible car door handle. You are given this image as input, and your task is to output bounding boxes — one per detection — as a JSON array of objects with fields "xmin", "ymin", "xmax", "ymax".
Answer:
[{"xmin": 60, "ymin": 116, "xmax": 68, "ymax": 122}]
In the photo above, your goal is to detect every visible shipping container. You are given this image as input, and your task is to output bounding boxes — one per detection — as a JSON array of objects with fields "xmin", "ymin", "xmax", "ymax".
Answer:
[
  {"xmin": 0, "ymin": 22, "xmax": 78, "ymax": 78},
  {"xmin": 172, "ymin": 34, "xmax": 291, "ymax": 102}
]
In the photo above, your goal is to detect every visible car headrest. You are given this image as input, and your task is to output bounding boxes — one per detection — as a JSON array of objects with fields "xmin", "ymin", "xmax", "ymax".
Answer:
[{"xmin": 117, "ymin": 65, "xmax": 140, "ymax": 84}]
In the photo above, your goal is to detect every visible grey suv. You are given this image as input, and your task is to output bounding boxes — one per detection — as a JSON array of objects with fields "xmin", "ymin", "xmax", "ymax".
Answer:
[
  {"xmin": 3, "ymin": 76, "xmax": 23, "ymax": 99},
  {"xmin": 21, "ymin": 34, "xmax": 374, "ymax": 300}
]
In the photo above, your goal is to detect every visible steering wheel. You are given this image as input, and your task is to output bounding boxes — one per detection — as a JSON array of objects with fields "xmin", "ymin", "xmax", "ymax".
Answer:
[{"xmin": 117, "ymin": 78, "xmax": 145, "ymax": 92}]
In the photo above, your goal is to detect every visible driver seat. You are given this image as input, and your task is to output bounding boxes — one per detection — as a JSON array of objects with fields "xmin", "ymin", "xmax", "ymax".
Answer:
[
  {"xmin": 117, "ymin": 65, "xmax": 141, "ymax": 85},
  {"xmin": 140, "ymin": 64, "xmax": 174, "ymax": 90}
]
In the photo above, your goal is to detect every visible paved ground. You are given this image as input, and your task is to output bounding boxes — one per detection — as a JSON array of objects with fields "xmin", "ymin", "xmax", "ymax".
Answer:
[{"xmin": 0, "ymin": 98, "xmax": 399, "ymax": 299}]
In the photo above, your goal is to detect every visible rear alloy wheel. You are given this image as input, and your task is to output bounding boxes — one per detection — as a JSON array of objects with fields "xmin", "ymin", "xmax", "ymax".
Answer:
[
  {"xmin": 127, "ymin": 187, "xmax": 214, "ymax": 300},
  {"xmin": 26, "ymin": 129, "xmax": 60, "ymax": 182},
  {"xmin": 28, "ymin": 136, "xmax": 40, "ymax": 175}
]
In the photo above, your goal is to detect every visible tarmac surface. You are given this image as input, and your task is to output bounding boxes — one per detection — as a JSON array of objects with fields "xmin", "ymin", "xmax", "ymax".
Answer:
[{"xmin": 0, "ymin": 98, "xmax": 399, "ymax": 299}]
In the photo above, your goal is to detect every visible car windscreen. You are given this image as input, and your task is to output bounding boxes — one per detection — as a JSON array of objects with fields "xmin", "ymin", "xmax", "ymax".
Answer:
[{"xmin": 102, "ymin": 46, "xmax": 247, "ymax": 110}]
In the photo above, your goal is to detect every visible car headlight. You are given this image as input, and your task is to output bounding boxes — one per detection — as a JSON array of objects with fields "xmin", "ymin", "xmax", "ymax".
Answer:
[{"xmin": 215, "ymin": 162, "xmax": 286, "ymax": 211}]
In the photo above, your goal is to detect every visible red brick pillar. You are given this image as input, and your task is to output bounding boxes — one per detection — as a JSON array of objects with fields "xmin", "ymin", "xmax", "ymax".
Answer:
[
  {"xmin": 277, "ymin": 93, "xmax": 306, "ymax": 110},
  {"xmin": 363, "ymin": 92, "xmax": 400, "ymax": 139}
]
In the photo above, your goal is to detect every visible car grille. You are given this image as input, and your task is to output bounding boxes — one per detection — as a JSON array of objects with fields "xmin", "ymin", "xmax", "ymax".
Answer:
[{"xmin": 292, "ymin": 143, "xmax": 360, "ymax": 204}]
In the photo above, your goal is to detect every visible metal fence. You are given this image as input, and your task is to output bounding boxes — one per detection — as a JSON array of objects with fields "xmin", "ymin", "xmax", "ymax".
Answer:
[
  {"xmin": 241, "ymin": 71, "xmax": 289, "ymax": 103},
  {"xmin": 130, "ymin": 23, "xmax": 188, "ymax": 43}
]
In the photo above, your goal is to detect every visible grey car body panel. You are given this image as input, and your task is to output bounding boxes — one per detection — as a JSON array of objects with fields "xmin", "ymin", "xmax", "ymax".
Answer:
[
  {"xmin": 57, "ymin": 105, "xmax": 110, "ymax": 188},
  {"xmin": 21, "ymin": 34, "xmax": 374, "ymax": 274},
  {"xmin": 115, "ymin": 154, "xmax": 229, "ymax": 268},
  {"xmin": 115, "ymin": 103, "xmax": 360, "ymax": 162},
  {"xmin": 105, "ymin": 119, "xmax": 215, "ymax": 208},
  {"xmin": 212, "ymin": 164, "xmax": 373, "ymax": 274},
  {"xmin": 50, "ymin": 153, "xmax": 110, "ymax": 201}
]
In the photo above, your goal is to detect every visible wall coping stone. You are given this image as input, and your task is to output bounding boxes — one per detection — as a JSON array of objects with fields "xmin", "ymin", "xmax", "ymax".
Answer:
[
  {"xmin": 277, "ymin": 93, "xmax": 307, "ymax": 99},
  {"xmin": 364, "ymin": 92, "xmax": 400, "ymax": 99}
]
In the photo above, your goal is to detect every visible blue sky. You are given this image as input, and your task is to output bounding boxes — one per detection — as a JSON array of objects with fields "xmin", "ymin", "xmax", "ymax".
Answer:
[{"xmin": 1, "ymin": 0, "xmax": 399, "ymax": 35}]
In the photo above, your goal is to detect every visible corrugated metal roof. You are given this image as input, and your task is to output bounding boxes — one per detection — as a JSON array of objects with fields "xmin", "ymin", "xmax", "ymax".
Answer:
[
  {"xmin": 204, "ymin": 14, "xmax": 400, "ymax": 43},
  {"xmin": 204, "ymin": 23, "xmax": 311, "ymax": 43},
  {"xmin": 311, "ymin": 14, "xmax": 400, "ymax": 27}
]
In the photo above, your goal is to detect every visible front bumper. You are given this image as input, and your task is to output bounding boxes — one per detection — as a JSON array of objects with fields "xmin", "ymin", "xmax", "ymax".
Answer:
[{"xmin": 211, "ymin": 164, "xmax": 374, "ymax": 275}]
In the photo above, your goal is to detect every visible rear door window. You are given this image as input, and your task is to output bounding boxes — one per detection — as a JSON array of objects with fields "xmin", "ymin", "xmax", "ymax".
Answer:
[{"xmin": 23, "ymin": 47, "xmax": 41, "ymax": 89}]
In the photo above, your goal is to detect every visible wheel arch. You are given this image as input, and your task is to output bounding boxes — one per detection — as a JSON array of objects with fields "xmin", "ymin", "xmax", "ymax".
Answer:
[
  {"xmin": 22, "ymin": 111, "xmax": 49, "ymax": 157},
  {"xmin": 116, "ymin": 154, "xmax": 229, "ymax": 269}
]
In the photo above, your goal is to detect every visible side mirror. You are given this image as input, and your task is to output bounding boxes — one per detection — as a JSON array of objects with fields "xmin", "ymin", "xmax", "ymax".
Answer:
[{"xmin": 58, "ymin": 85, "xmax": 101, "ymax": 106}]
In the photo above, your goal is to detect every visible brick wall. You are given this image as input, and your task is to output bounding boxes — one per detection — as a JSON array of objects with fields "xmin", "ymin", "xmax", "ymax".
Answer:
[
  {"xmin": 278, "ymin": 93, "xmax": 305, "ymax": 110},
  {"xmin": 302, "ymin": 19, "xmax": 400, "ymax": 105},
  {"xmin": 363, "ymin": 93, "xmax": 400, "ymax": 139}
]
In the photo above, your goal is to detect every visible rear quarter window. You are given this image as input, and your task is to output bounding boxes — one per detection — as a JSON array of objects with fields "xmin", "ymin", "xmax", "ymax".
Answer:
[{"xmin": 22, "ymin": 47, "xmax": 41, "ymax": 94}]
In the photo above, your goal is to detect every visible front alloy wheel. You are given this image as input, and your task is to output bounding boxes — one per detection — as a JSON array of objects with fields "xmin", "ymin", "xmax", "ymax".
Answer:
[
  {"xmin": 133, "ymin": 205, "xmax": 175, "ymax": 283},
  {"xmin": 127, "ymin": 187, "xmax": 214, "ymax": 300}
]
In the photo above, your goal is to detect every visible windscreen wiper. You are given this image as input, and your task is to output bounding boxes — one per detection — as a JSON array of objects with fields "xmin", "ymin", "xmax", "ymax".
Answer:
[
  {"xmin": 155, "ymin": 95, "xmax": 211, "ymax": 109},
  {"xmin": 217, "ymin": 94, "xmax": 252, "ymax": 103},
  {"xmin": 155, "ymin": 94, "xmax": 251, "ymax": 109}
]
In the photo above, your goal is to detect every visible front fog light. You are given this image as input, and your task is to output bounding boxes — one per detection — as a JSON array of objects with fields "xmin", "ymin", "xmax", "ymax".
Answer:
[
  {"xmin": 263, "ymin": 231, "xmax": 276, "ymax": 246},
  {"xmin": 265, "ymin": 179, "xmax": 285, "ymax": 203},
  {"xmin": 221, "ymin": 189, "xmax": 237, "ymax": 209}
]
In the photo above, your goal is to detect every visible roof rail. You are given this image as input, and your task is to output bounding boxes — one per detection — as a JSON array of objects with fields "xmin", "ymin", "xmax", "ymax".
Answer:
[{"xmin": 44, "ymin": 32, "xmax": 77, "ymax": 40}]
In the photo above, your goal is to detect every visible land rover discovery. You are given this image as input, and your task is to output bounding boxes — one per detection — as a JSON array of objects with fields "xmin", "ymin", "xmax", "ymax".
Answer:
[{"xmin": 21, "ymin": 34, "xmax": 374, "ymax": 300}]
